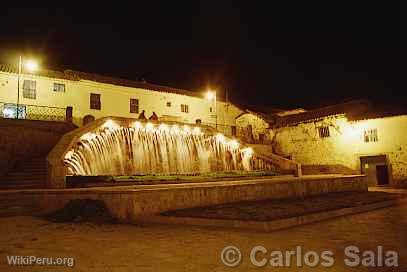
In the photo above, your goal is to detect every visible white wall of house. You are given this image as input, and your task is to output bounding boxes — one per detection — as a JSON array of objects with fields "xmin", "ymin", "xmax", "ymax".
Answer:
[
  {"xmin": 273, "ymin": 114, "xmax": 407, "ymax": 185},
  {"xmin": 0, "ymin": 71, "xmax": 243, "ymax": 134}
]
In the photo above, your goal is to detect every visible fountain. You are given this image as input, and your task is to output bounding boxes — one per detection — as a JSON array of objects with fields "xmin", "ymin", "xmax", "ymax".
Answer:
[{"xmin": 64, "ymin": 119, "xmax": 269, "ymax": 177}]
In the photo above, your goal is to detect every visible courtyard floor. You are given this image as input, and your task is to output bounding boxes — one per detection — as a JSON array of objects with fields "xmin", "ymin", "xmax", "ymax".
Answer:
[
  {"xmin": 0, "ymin": 201, "xmax": 406, "ymax": 271},
  {"xmin": 162, "ymin": 191, "xmax": 405, "ymax": 221}
]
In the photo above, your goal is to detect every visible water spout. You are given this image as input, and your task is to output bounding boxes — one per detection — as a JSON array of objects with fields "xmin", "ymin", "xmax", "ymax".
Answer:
[{"xmin": 64, "ymin": 122, "xmax": 268, "ymax": 176}]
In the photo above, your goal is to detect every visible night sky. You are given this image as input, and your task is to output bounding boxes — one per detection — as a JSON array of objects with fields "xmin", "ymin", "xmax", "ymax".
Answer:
[{"xmin": 1, "ymin": 2, "xmax": 406, "ymax": 110}]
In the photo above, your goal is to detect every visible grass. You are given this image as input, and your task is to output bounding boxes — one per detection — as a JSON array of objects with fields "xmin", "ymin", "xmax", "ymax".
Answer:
[
  {"xmin": 112, "ymin": 170, "xmax": 278, "ymax": 183},
  {"xmin": 68, "ymin": 170, "xmax": 279, "ymax": 188}
]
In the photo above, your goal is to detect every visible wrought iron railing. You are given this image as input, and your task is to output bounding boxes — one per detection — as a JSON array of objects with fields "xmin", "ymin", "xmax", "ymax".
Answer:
[{"xmin": 0, "ymin": 101, "xmax": 67, "ymax": 122}]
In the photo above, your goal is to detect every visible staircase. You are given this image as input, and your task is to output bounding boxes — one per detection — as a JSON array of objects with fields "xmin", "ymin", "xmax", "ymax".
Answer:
[
  {"xmin": 0, "ymin": 193, "xmax": 40, "ymax": 217},
  {"xmin": 0, "ymin": 157, "xmax": 47, "ymax": 190}
]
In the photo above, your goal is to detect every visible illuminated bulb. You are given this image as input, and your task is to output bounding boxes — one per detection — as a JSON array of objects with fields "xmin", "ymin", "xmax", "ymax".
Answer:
[
  {"xmin": 206, "ymin": 90, "xmax": 215, "ymax": 100},
  {"xmin": 228, "ymin": 139, "xmax": 240, "ymax": 149},
  {"xmin": 171, "ymin": 125, "xmax": 180, "ymax": 134},
  {"xmin": 192, "ymin": 127, "xmax": 201, "ymax": 135},
  {"xmin": 3, "ymin": 108, "xmax": 15, "ymax": 117},
  {"xmin": 80, "ymin": 132, "xmax": 97, "ymax": 141},
  {"xmin": 158, "ymin": 124, "xmax": 168, "ymax": 131},
  {"xmin": 241, "ymin": 147, "xmax": 254, "ymax": 157},
  {"xmin": 146, "ymin": 122, "xmax": 154, "ymax": 131},
  {"xmin": 64, "ymin": 150, "xmax": 74, "ymax": 160},
  {"xmin": 133, "ymin": 121, "xmax": 142, "ymax": 129},
  {"xmin": 25, "ymin": 60, "xmax": 38, "ymax": 72},
  {"xmin": 183, "ymin": 125, "xmax": 190, "ymax": 133},
  {"xmin": 215, "ymin": 133, "xmax": 225, "ymax": 143},
  {"xmin": 103, "ymin": 119, "xmax": 119, "ymax": 130}
]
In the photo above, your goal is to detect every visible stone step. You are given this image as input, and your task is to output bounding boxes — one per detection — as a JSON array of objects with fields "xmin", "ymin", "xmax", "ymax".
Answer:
[
  {"xmin": 0, "ymin": 184, "xmax": 45, "ymax": 190},
  {"xmin": 3, "ymin": 176, "xmax": 46, "ymax": 181},
  {"xmin": 0, "ymin": 206, "xmax": 40, "ymax": 217},
  {"xmin": 1, "ymin": 157, "xmax": 47, "ymax": 190},
  {"xmin": 0, "ymin": 181, "xmax": 45, "ymax": 187},
  {"xmin": 6, "ymin": 170, "xmax": 46, "ymax": 176},
  {"xmin": 15, "ymin": 162, "xmax": 46, "ymax": 167},
  {"xmin": 0, "ymin": 198, "xmax": 35, "ymax": 205},
  {"xmin": 16, "ymin": 164, "xmax": 46, "ymax": 169},
  {"xmin": 0, "ymin": 183, "xmax": 45, "ymax": 188}
]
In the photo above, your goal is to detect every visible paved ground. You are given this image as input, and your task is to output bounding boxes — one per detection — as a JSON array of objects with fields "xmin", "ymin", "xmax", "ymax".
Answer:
[
  {"xmin": 0, "ymin": 202, "xmax": 406, "ymax": 271},
  {"xmin": 163, "ymin": 191, "xmax": 404, "ymax": 221}
]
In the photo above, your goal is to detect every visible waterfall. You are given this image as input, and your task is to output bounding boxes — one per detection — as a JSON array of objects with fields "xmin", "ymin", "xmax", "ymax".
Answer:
[{"xmin": 64, "ymin": 121, "xmax": 260, "ymax": 176}]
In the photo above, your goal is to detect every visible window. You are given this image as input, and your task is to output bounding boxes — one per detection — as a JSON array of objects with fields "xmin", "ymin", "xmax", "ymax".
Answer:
[
  {"xmin": 318, "ymin": 126, "xmax": 330, "ymax": 138},
  {"xmin": 53, "ymin": 83, "xmax": 66, "ymax": 92},
  {"xmin": 181, "ymin": 104, "xmax": 189, "ymax": 113},
  {"xmin": 209, "ymin": 107, "xmax": 213, "ymax": 112},
  {"xmin": 130, "ymin": 98, "xmax": 139, "ymax": 113},
  {"xmin": 364, "ymin": 129, "xmax": 378, "ymax": 142},
  {"xmin": 23, "ymin": 80, "xmax": 36, "ymax": 99},
  {"xmin": 90, "ymin": 93, "xmax": 101, "ymax": 110},
  {"xmin": 166, "ymin": 102, "xmax": 171, "ymax": 107}
]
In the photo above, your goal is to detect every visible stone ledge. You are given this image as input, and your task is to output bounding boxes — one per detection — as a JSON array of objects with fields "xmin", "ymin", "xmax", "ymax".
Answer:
[{"xmin": 135, "ymin": 198, "xmax": 407, "ymax": 232}]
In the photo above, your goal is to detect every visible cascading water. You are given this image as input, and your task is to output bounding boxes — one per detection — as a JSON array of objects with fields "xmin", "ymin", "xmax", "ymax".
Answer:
[{"xmin": 64, "ymin": 120, "xmax": 261, "ymax": 176}]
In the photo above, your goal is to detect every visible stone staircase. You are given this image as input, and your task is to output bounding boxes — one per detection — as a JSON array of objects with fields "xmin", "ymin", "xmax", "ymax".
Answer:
[
  {"xmin": 0, "ymin": 193, "xmax": 40, "ymax": 217},
  {"xmin": 0, "ymin": 157, "xmax": 47, "ymax": 190}
]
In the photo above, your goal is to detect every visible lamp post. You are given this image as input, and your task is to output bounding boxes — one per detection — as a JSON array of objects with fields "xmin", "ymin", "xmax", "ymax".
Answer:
[
  {"xmin": 16, "ymin": 56, "xmax": 38, "ymax": 119},
  {"xmin": 206, "ymin": 90, "xmax": 217, "ymax": 129}
]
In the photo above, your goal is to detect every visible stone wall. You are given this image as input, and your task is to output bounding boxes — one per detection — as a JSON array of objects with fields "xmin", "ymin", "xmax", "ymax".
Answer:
[
  {"xmin": 0, "ymin": 119, "xmax": 76, "ymax": 175},
  {"xmin": 302, "ymin": 164, "xmax": 358, "ymax": 175},
  {"xmin": 33, "ymin": 175, "xmax": 367, "ymax": 221},
  {"xmin": 273, "ymin": 114, "xmax": 407, "ymax": 186},
  {"xmin": 236, "ymin": 113, "xmax": 273, "ymax": 143}
]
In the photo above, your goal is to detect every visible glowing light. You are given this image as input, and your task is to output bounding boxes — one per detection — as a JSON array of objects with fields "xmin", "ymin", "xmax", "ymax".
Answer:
[
  {"xmin": 103, "ymin": 120, "xmax": 119, "ymax": 130},
  {"xmin": 241, "ymin": 147, "xmax": 254, "ymax": 157},
  {"xmin": 192, "ymin": 127, "xmax": 201, "ymax": 135},
  {"xmin": 206, "ymin": 90, "xmax": 216, "ymax": 100},
  {"xmin": 228, "ymin": 139, "xmax": 240, "ymax": 149},
  {"xmin": 146, "ymin": 123, "xmax": 154, "ymax": 131},
  {"xmin": 183, "ymin": 125, "xmax": 190, "ymax": 133},
  {"xmin": 171, "ymin": 125, "xmax": 180, "ymax": 134},
  {"xmin": 80, "ymin": 132, "xmax": 97, "ymax": 141},
  {"xmin": 64, "ymin": 150, "xmax": 74, "ymax": 160},
  {"xmin": 215, "ymin": 133, "xmax": 225, "ymax": 143},
  {"xmin": 2, "ymin": 108, "xmax": 15, "ymax": 118},
  {"xmin": 158, "ymin": 124, "xmax": 168, "ymax": 131},
  {"xmin": 24, "ymin": 60, "xmax": 38, "ymax": 72},
  {"xmin": 133, "ymin": 121, "xmax": 142, "ymax": 129}
]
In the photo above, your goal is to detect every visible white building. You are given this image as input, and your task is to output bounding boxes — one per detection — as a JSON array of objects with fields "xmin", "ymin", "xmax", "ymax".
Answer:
[
  {"xmin": 237, "ymin": 101, "xmax": 407, "ymax": 187},
  {"xmin": 0, "ymin": 64, "xmax": 243, "ymax": 135}
]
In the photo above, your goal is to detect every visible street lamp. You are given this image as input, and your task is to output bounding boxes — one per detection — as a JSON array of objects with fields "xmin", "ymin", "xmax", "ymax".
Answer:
[
  {"xmin": 206, "ymin": 90, "xmax": 217, "ymax": 129},
  {"xmin": 16, "ymin": 56, "xmax": 38, "ymax": 118}
]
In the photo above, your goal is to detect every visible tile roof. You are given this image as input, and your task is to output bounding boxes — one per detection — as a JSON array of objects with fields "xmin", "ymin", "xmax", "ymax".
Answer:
[
  {"xmin": 0, "ymin": 64, "xmax": 200, "ymax": 98},
  {"xmin": 271, "ymin": 100, "xmax": 407, "ymax": 127}
]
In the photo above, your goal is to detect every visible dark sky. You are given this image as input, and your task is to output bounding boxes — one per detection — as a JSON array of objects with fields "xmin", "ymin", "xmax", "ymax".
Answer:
[{"xmin": 1, "ymin": 2, "xmax": 407, "ymax": 110}]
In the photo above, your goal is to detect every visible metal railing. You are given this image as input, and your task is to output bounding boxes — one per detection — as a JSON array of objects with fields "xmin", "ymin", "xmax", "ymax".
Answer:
[{"xmin": 0, "ymin": 102, "xmax": 67, "ymax": 122}]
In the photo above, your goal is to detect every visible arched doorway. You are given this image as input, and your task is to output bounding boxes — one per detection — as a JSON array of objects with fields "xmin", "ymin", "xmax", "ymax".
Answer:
[{"xmin": 82, "ymin": 115, "xmax": 95, "ymax": 126}]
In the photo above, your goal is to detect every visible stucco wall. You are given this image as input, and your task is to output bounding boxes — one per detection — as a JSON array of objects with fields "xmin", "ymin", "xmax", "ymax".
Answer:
[
  {"xmin": 273, "ymin": 114, "xmax": 407, "ymax": 185},
  {"xmin": 0, "ymin": 72, "xmax": 243, "ymax": 133}
]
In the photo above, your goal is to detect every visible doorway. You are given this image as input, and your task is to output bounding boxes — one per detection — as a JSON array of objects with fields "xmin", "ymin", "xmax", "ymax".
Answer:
[
  {"xmin": 376, "ymin": 165, "xmax": 389, "ymax": 185},
  {"xmin": 360, "ymin": 155, "xmax": 390, "ymax": 186}
]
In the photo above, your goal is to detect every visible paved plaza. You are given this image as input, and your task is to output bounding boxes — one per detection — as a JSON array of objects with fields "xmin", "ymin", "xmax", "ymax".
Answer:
[{"xmin": 0, "ymin": 202, "xmax": 406, "ymax": 271}]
